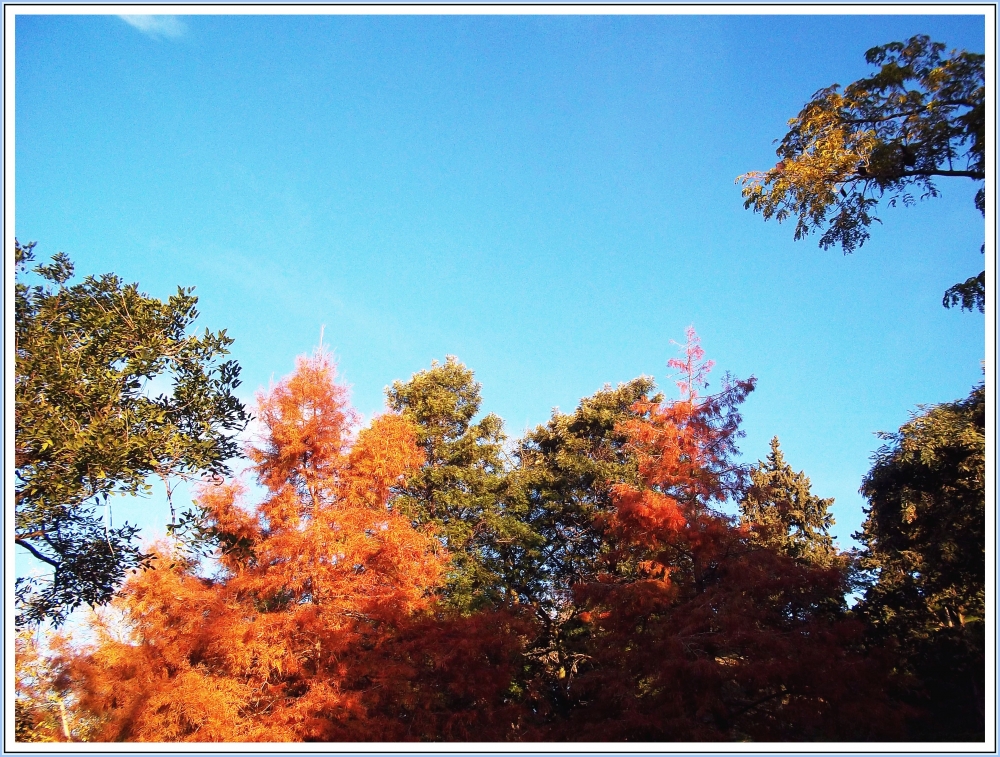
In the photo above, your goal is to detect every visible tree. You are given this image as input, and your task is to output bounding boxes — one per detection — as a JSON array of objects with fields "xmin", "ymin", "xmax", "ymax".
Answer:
[
  {"xmin": 15, "ymin": 630, "xmax": 93, "ymax": 742},
  {"xmin": 17, "ymin": 338, "xmax": 925, "ymax": 742},
  {"xmin": 740, "ymin": 437, "xmax": 843, "ymax": 571},
  {"xmin": 14, "ymin": 241, "xmax": 249, "ymax": 626},
  {"xmin": 535, "ymin": 330, "xmax": 901, "ymax": 741},
  {"xmin": 495, "ymin": 376, "xmax": 659, "ymax": 717},
  {"xmin": 738, "ymin": 36, "xmax": 985, "ymax": 312},
  {"xmin": 385, "ymin": 357, "xmax": 524, "ymax": 612},
  {"xmin": 856, "ymin": 384, "xmax": 985, "ymax": 740},
  {"xmin": 62, "ymin": 352, "xmax": 523, "ymax": 742}
]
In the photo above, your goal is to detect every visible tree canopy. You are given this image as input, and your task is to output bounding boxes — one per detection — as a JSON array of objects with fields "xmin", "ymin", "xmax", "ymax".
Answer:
[
  {"xmin": 30, "ymin": 352, "xmax": 522, "ymax": 742},
  {"xmin": 858, "ymin": 383, "xmax": 985, "ymax": 632},
  {"xmin": 738, "ymin": 35, "xmax": 985, "ymax": 312},
  {"xmin": 526, "ymin": 334, "xmax": 897, "ymax": 740},
  {"xmin": 855, "ymin": 384, "xmax": 985, "ymax": 740},
  {"xmin": 13, "ymin": 330, "xmax": 983, "ymax": 743},
  {"xmin": 740, "ymin": 437, "xmax": 843, "ymax": 570},
  {"xmin": 506, "ymin": 375, "xmax": 659, "ymax": 716},
  {"xmin": 12, "ymin": 26, "xmax": 988, "ymax": 742},
  {"xmin": 385, "ymin": 356, "xmax": 524, "ymax": 612},
  {"xmin": 14, "ymin": 241, "xmax": 249, "ymax": 626}
]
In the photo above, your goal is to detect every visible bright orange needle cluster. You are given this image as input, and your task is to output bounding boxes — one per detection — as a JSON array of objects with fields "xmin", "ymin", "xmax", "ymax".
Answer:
[{"xmin": 68, "ymin": 351, "xmax": 450, "ymax": 741}]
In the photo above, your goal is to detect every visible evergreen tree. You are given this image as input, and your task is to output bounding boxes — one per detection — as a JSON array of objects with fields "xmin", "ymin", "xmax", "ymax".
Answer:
[
  {"xmin": 385, "ymin": 356, "xmax": 527, "ymax": 611},
  {"xmin": 856, "ymin": 383, "xmax": 985, "ymax": 740},
  {"xmin": 18, "ymin": 343, "xmax": 911, "ymax": 743},
  {"xmin": 506, "ymin": 377, "xmax": 658, "ymax": 714},
  {"xmin": 740, "ymin": 438, "xmax": 842, "ymax": 570},
  {"xmin": 512, "ymin": 377, "xmax": 659, "ymax": 605}
]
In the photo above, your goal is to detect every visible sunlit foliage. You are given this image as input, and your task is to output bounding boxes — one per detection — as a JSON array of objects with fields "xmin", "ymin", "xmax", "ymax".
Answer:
[
  {"xmin": 16, "ymin": 333, "xmax": 982, "ymax": 742},
  {"xmin": 741, "ymin": 438, "xmax": 846, "ymax": 571},
  {"xmin": 738, "ymin": 36, "xmax": 985, "ymax": 311},
  {"xmin": 386, "ymin": 356, "xmax": 522, "ymax": 612},
  {"xmin": 539, "ymin": 332, "xmax": 899, "ymax": 740},
  {"xmin": 50, "ymin": 351, "xmax": 526, "ymax": 742},
  {"xmin": 14, "ymin": 241, "xmax": 249, "ymax": 626}
]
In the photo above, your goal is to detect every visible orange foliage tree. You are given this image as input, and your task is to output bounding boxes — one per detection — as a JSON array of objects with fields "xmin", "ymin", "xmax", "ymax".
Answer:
[
  {"xmin": 66, "ymin": 350, "xmax": 523, "ymax": 742},
  {"xmin": 534, "ymin": 328, "xmax": 903, "ymax": 741}
]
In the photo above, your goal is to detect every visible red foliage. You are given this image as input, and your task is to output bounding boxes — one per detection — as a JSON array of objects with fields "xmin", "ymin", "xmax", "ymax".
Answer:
[
  {"xmin": 52, "ymin": 336, "xmax": 904, "ymax": 743},
  {"xmin": 546, "ymin": 329, "xmax": 903, "ymax": 741}
]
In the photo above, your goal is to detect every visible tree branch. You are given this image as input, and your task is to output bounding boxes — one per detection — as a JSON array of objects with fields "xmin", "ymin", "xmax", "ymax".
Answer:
[
  {"xmin": 892, "ymin": 169, "xmax": 983, "ymax": 180},
  {"xmin": 727, "ymin": 686, "xmax": 789, "ymax": 725},
  {"xmin": 16, "ymin": 538, "xmax": 61, "ymax": 569},
  {"xmin": 850, "ymin": 168, "xmax": 983, "ymax": 182},
  {"xmin": 840, "ymin": 100, "xmax": 979, "ymax": 125}
]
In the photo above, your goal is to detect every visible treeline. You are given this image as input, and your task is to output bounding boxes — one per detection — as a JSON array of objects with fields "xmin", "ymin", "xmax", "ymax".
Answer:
[
  {"xmin": 14, "ymin": 33, "xmax": 986, "ymax": 743},
  {"xmin": 16, "ymin": 330, "xmax": 984, "ymax": 742}
]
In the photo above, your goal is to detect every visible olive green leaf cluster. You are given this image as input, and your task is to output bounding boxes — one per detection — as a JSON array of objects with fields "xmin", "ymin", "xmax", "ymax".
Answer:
[
  {"xmin": 738, "ymin": 35, "xmax": 985, "ymax": 312},
  {"xmin": 15, "ymin": 241, "xmax": 249, "ymax": 626},
  {"xmin": 854, "ymin": 384, "xmax": 984, "ymax": 740},
  {"xmin": 503, "ymin": 377, "xmax": 659, "ymax": 713},
  {"xmin": 386, "ymin": 356, "xmax": 530, "ymax": 612}
]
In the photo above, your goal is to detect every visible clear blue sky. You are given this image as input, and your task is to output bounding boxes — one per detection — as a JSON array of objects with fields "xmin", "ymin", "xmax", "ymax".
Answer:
[{"xmin": 13, "ymin": 12, "xmax": 987, "ymax": 553}]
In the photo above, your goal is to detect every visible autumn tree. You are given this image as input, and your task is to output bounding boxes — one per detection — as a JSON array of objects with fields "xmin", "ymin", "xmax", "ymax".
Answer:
[
  {"xmin": 856, "ymin": 384, "xmax": 985, "ymax": 740},
  {"xmin": 14, "ymin": 241, "xmax": 248, "ymax": 626},
  {"xmin": 537, "ymin": 329, "xmax": 900, "ymax": 740},
  {"xmin": 738, "ymin": 36, "xmax": 986, "ymax": 311},
  {"xmin": 15, "ymin": 630, "xmax": 94, "ymax": 742},
  {"xmin": 25, "ymin": 340, "xmax": 932, "ymax": 742},
  {"xmin": 62, "ymin": 351, "xmax": 523, "ymax": 742}
]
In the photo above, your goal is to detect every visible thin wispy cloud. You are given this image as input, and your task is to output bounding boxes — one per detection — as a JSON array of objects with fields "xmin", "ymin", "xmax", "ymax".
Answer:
[{"xmin": 118, "ymin": 15, "xmax": 186, "ymax": 40}]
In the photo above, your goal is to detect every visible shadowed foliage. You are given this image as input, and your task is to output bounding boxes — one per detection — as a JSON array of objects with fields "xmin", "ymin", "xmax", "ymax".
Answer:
[{"xmin": 856, "ymin": 384, "xmax": 985, "ymax": 741}]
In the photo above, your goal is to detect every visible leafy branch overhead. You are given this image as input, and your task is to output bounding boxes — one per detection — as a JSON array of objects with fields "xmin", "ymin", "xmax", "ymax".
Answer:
[
  {"xmin": 14, "ymin": 241, "xmax": 249, "ymax": 626},
  {"xmin": 738, "ymin": 35, "xmax": 985, "ymax": 312}
]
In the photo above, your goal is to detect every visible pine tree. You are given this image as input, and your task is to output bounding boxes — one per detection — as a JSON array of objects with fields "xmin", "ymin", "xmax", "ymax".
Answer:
[
  {"xmin": 740, "ymin": 437, "xmax": 842, "ymax": 570},
  {"xmin": 385, "ymin": 356, "xmax": 525, "ymax": 612}
]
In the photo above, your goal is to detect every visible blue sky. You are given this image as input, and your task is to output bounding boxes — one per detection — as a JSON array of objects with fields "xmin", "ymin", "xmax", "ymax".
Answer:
[{"xmin": 13, "ymin": 11, "xmax": 987, "ymax": 553}]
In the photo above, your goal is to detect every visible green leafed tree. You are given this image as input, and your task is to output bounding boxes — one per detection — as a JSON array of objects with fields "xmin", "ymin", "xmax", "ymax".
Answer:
[
  {"xmin": 505, "ymin": 376, "xmax": 659, "ymax": 716},
  {"xmin": 738, "ymin": 35, "xmax": 985, "ymax": 312},
  {"xmin": 14, "ymin": 241, "xmax": 249, "ymax": 626},
  {"xmin": 385, "ymin": 356, "xmax": 529, "ymax": 612},
  {"xmin": 856, "ymin": 383, "xmax": 985, "ymax": 740},
  {"xmin": 511, "ymin": 377, "xmax": 658, "ymax": 605},
  {"xmin": 740, "ymin": 437, "xmax": 844, "ymax": 571}
]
